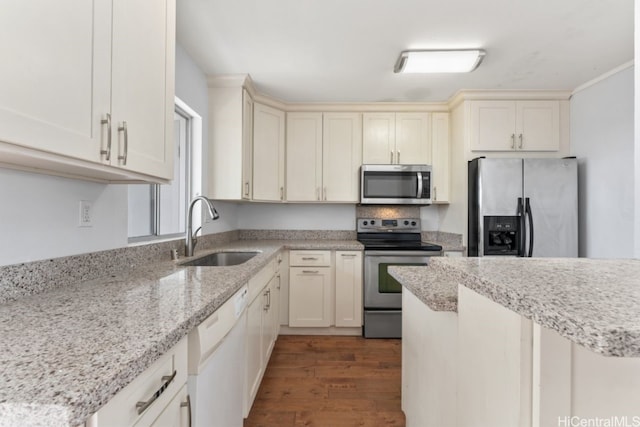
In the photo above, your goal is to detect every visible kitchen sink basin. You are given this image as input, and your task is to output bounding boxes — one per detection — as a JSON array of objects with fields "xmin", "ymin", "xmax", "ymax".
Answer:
[{"xmin": 180, "ymin": 251, "xmax": 259, "ymax": 267}]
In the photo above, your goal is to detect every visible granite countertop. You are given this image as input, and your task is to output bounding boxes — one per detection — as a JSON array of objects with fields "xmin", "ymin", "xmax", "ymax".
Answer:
[
  {"xmin": 391, "ymin": 257, "xmax": 640, "ymax": 358},
  {"xmin": 389, "ymin": 265, "xmax": 458, "ymax": 312},
  {"xmin": 0, "ymin": 239, "xmax": 362, "ymax": 427}
]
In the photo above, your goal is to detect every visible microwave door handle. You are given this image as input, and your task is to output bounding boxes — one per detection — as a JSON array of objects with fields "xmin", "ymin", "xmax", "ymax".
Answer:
[{"xmin": 417, "ymin": 172, "xmax": 423, "ymax": 198}]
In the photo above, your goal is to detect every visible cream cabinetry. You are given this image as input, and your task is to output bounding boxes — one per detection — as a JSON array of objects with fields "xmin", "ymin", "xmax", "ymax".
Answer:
[
  {"xmin": 363, "ymin": 112, "xmax": 431, "ymax": 165},
  {"xmin": 253, "ymin": 103, "xmax": 286, "ymax": 201},
  {"xmin": 469, "ymin": 100, "xmax": 560, "ymax": 152},
  {"xmin": 431, "ymin": 112, "xmax": 450, "ymax": 203},
  {"xmin": 334, "ymin": 251, "xmax": 363, "ymax": 327},
  {"xmin": 289, "ymin": 251, "xmax": 333, "ymax": 327},
  {"xmin": 277, "ymin": 252, "xmax": 290, "ymax": 326},
  {"xmin": 91, "ymin": 338, "xmax": 188, "ymax": 427},
  {"xmin": 244, "ymin": 259, "xmax": 279, "ymax": 417},
  {"xmin": 286, "ymin": 112, "xmax": 362, "ymax": 202},
  {"xmin": 208, "ymin": 82, "xmax": 254, "ymax": 200},
  {"xmin": 0, "ymin": 0, "xmax": 175, "ymax": 182}
]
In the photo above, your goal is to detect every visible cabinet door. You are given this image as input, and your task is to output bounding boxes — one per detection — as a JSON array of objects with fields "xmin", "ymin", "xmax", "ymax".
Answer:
[
  {"xmin": 0, "ymin": 0, "xmax": 111, "ymax": 163},
  {"xmin": 253, "ymin": 103, "xmax": 286, "ymax": 201},
  {"xmin": 278, "ymin": 252, "xmax": 290, "ymax": 326},
  {"xmin": 335, "ymin": 251, "xmax": 363, "ymax": 327},
  {"xmin": 262, "ymin": 277, "xmax": 278, "ymax": 363},
  {"xmin": 289, "ymin": 267, "xmax": 332, "ymax": 327},
  {"xmin": 286, "ymin": 112, "xmax": 323, "ymax": 201},
  {"xmin": 242, "ymin": 90, "xmax": 254, "ymax": 199},
  {"xmin": 322, "ymin": 113, "xmax": 363, "ymax": 202},
  {"xmin": 111, "ymin": 0, "xmax": 175, "ymax": 180},
  {"xmin": 146, "ymin": 385, "xmax": 190, "ymax": 427},
  {"xmin": 516, "ymin": 101, "xmax": 560, "ymax": 151},
  {"xmin": 395, "ymin": 113, "xmax": 431, "ymax": 164},
  {"xmin": 244, "ymin": 296, "xmax": 263, "ymax": 416},
  {"xmin": 431, "ymin": 112, "xmax": 450, "ymax": 203},
  {"xmin": 362, "ymin": 113, "xmax": 396, "ymax": 164},
  {"xmin": 469, "ymin": 101, "xmax": 517, "ymax": 151}
]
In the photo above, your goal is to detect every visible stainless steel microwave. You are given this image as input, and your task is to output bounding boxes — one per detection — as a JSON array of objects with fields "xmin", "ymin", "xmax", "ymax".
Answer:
[{"xmin": 360, "ymin": 164, "xmax": 432, "ymax": 205}]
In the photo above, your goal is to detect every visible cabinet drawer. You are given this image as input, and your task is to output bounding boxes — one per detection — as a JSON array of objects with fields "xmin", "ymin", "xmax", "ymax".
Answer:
[
  {"xmin": 95, "ymin": 337, "xmax": 188, "ymax": 427},
  {"xmin": 289, "ymin": 250, "xmax": 331, "ymax": 267}
]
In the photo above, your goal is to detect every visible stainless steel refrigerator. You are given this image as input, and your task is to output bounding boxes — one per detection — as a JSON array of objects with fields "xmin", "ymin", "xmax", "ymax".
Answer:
[{"xmin": 468, "ymin": 157, "xmax": 578, "ymax": 257}]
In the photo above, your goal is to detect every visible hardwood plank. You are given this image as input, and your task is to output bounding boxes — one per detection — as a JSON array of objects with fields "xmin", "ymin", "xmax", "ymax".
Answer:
[{"xmin": 244, "ymin": 335, "xmax": 405, "ymax": 427}]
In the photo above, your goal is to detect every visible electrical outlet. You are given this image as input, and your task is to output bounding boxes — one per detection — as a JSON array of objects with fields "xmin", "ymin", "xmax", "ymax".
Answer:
[{"xmin": 79, "ymin": 200, "xmax": 93, "ymax": 227}]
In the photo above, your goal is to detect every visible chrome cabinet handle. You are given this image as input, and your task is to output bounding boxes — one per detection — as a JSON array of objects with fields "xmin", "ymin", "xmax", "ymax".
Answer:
[
  {"xmin": 519, "ymin": 133, "xmax": 523, "ymax": 149},
  {"xmin": 390, "ymin": 150, "xmax": 394, "ymax": 164},
  {"xmin": 397, "ymin": 151, "xmax": 400, "ymax": 164},
  {"xmin": 434, "ymin": 186, "xmax": 438, "ymax": 201},
  {"xmin": 323, "ymin": 187, "xmax": 327, "ymax": 201},
  {"xmin": 280, "ymin": 186, "xmax": 284, "ymax": 201},
  {"xmin": 118, "ymin": 121, "xmax": 128, "ymax": 165},
  {"xmin": 302, "ymin": 257, "xmax": 318, "ymax": 260},
  {"xmin": 511, "ymin": 133, "xmax": 516, "ymax": 149},
  {"xmin": 180, "ymin": 394, "xmax": 192, "ymax": 427},
  {"xmin": 276, "ymin": 275, "xmax": 281, "ymax": 290},
  {"xmin": 302, "ymin": 270, "xmax": 319, "ymax": 274},
  {"xmin": 100, "ymin": 113, "xmax": 112, "ymax": 161},
  {"xmin": 244, "ymin": 182, "xmax": 250, "ymax": 197},
  {"xmin": 136, "ymin": 370, "xmax": 177, "ymax": 414},
  {"xmin": 340, "ymin": 253, "xmax": 357, "ymax": 257},
  {"xmin": 316, "ymin": 187, "xmax": 320, "ymax": 201}
]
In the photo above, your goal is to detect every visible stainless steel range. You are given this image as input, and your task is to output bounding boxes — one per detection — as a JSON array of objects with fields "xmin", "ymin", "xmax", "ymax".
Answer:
[{"xmin": 357, "ymin": 217, "xmax": 442, "ymax": 338}]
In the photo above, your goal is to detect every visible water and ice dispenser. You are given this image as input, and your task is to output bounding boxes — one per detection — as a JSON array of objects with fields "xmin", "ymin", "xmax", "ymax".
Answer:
[{"xmin": 483, "ymin": 216, "xmax": 520, "ymax": 256}]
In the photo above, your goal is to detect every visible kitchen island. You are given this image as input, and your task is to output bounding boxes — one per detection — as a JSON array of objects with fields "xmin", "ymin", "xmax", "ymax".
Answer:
[{"xmin": 390, "ymin": 257, "xmax": 640, "ymax": 427}]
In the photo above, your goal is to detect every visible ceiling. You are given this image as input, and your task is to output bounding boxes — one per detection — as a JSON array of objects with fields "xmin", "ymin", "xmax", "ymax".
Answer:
[{"xmin": 176, "ymin": 0, "xmax": 634, "ymax": 103}]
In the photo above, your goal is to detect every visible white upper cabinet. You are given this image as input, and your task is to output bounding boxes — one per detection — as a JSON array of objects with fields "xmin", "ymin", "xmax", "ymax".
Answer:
[
  {"xmin": 110, "ymin": 0, "xmax": 175, "ymax": 180},
  {"xmin": 286, "ymin": 113, "xmax": 323, "ymax": 202},
  {"xmin": 469, "ymin": 100, "xmax": 560, "ymax": 152},
  {"xmin": 431, "ymin": 112, "xmax": 450, "ymax": 203},
  {"xmin": 208, "ymin": 83, "xmax": 253, "ymax": 200},
  {"xmin": 363, "ymin": 112, "xmax": 431, "ymax": 164},
  {"xmin": 0, "ymin": 1, "xmax": 111, "ymax": 163},
  {"xmin": 286, "ymin": 112, "xmax": 362, "ymax": 202},
  {"xmin": 253, "ymin": 103, "xmax": 285, "ymax": 201},
  {"xmin": 0, "ymin": 0, "xmax": 175, "ymax": 182},
  {"xmin": 322, "ymin": 113, "xmax": 362, "ymax": 202}
]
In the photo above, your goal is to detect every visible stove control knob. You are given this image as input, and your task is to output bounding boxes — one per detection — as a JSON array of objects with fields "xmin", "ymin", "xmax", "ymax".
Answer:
[
  {"xmin": 371, "ymin": 220, "xmax": 376, "ymax": 225},
  {"xmin": 404, "ymin": 220, "xmax": 409, "ymax": 226},
  {"xmin": 411, "ymin": 221, "xmax": 417, "ymax": 226},
  {"xmin": 363, "ymin": 221, "xmax": 368, "ymax": 226}
]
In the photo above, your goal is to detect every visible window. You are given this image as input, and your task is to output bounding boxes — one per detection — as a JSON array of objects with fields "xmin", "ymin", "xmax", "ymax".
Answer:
[{"xmin": 128, "ymin": 98, "xmax": 202, "ymax": 241}]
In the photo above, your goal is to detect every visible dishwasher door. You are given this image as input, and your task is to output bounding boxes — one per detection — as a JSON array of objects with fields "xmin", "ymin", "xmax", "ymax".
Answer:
[{"xmin": 188, "ymin": 313, "xmax": 246, "ymax": 427}]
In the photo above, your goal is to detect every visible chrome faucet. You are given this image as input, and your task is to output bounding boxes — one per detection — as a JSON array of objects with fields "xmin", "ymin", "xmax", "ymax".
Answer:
[{"xmin": 185, "ymin": 196, "xmax": 220, "ymax": 257}]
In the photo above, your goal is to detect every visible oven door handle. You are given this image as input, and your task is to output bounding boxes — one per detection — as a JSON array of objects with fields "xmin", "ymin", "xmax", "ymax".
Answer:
[
  {"xmin": 364, "ymin": 250, "xmax": 440, "ymax": 257},
  {"xmin": 417, "ymin": 172, "xmax": 423, "ymax": 198}
]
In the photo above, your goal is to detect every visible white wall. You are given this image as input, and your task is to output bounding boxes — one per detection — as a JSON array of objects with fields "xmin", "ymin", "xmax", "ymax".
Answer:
[
  {"xmin": 175, "ymin": 43, "xmax": 239, "ymax": 233},
  {"xmin": 635, "ymin": 2, "xmax": 640, "ymax": 259},
  {"xmin": 570, "ymin": 65, "xmax": 635, "ymax": 258}
]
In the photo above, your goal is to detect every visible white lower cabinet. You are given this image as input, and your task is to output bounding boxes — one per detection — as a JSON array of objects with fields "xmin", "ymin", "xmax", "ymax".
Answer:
[
  {"xmin": 90, "ymin": 338, "xmax": 188, "ymax": 427},
  {"xmin": 288, "ymin": 250, "xmax": 363, "ymax": 329},
  {"xmin": 244, "ymin": 259, "xmax": 279, "ymax": 417},
  {"xmin": 334, "ymin": 251, "xmax": 363, "ymax": 327}
]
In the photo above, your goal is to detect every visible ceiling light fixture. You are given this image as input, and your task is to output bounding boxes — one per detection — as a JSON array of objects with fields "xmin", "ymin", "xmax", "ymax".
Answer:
[{"xmin": 394, "ymin": 49, "xmax": 486, "ymax": 74}]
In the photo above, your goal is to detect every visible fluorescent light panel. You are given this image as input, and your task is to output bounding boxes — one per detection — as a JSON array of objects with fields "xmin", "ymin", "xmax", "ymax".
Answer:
[{"xmin": 394, "ymin": 49, "xmax": 486, "ymax": 73}]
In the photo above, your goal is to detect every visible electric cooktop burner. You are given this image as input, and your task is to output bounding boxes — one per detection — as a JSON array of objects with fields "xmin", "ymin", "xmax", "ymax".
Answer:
[{"xmin": 356, "ymin": 217, "xmax": 443, "ymax": 252}]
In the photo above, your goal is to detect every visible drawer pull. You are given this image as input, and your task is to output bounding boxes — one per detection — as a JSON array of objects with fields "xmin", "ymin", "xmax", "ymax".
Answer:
[
  {"xmin": 135, "ymin": 370, "xmax": 177, "ymax": 415},
  {"xmin": 301, "ymin": 257, "xmax": 319, "ymax": 261},
  {"xmin": 302, "ymin": 270, "xmax": 319, "ymax": 274},
  {"xmin": 181, "ymin": 394, "xmax": 192, "ymax": 427},
  {"xmin": 341, "ymin": 253, "xmax": 357, "ymax": 257}
]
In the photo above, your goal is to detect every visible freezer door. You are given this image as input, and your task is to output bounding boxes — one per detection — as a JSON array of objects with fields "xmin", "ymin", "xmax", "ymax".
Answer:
[
  {"xmin": 476, "ymin": 158, "xmax": 523, "ymax": 256},
  {"xmin": 523, "ymin": 158, "xmax": 578, "ymax": 257}
]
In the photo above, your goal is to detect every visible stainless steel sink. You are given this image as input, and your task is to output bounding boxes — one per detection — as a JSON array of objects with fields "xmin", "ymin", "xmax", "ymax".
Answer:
[{"xmin": 180, "ymin": 251, "xmax": 259, "ymax": 267}]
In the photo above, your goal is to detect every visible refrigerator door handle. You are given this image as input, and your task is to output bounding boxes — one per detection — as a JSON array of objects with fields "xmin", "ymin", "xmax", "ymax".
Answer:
[
  {"xmin": 517, "ymin": 197, "xmax": 526, "ymax": 257},
  {"xmin": 525, "ymin": 197, "xmax": 534, "ymax": 257}
]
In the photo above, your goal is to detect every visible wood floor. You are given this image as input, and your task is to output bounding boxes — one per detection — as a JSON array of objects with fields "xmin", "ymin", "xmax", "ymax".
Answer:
[{"xmin": 244, "ymin": 335, "xmax": 405, "ymax": 427}]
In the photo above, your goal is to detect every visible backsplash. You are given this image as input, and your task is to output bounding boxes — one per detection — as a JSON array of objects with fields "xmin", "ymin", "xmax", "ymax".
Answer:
[
  {"xmin": 355, "ymin": 206, "xmax": 420, "ymax": 218},
  {"xmin": 238, "ymin": 229, "xmax": 356, "ymax": 240}
]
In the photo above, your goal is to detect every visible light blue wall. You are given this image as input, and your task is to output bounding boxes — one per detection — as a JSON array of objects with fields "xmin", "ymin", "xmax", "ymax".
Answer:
[{"xmin": 570, "ymin": 66, "xmax": 634, "ymax": 258}]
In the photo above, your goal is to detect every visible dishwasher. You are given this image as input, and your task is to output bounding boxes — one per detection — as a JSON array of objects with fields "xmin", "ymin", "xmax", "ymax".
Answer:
[{"xmin": 188, "ymin": 285, "xmax": 248, "ymax": 427}]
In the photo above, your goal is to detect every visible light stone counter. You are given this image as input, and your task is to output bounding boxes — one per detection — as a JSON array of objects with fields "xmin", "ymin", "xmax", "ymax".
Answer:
[
  {"xmin": 0, "ymin": 239, "xmax": 362, "ymax": 427},
  {"xmin": 391, "ymin": 257, "xmax": 640, "ymax": 357}
]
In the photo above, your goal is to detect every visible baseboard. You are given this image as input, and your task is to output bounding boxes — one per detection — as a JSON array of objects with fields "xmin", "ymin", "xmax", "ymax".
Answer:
[{"xmin": 278, "ymin": 325, "xmax": 362, "ymax": 336}]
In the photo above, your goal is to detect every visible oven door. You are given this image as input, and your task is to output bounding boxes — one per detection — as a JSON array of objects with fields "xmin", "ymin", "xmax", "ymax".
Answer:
[{"xmin": 363, "ymin": 250, "xmax": 430, "ymax": 308}]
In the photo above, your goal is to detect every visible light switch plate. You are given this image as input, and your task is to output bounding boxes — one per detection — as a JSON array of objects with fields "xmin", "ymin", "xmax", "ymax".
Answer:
[{"xmin": 79, "ymin": 200, "xmax": 92, "ymax": 227}]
